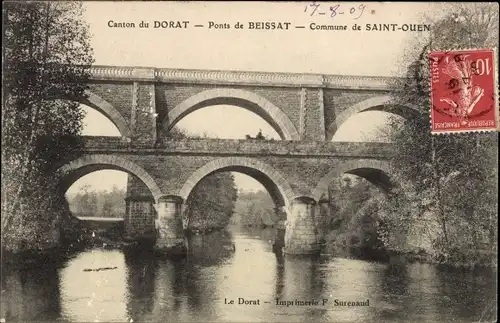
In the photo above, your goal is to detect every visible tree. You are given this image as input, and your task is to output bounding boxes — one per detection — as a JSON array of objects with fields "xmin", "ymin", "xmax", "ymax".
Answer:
[
  {"xmin": 107, "ymin": 185, "xmax": 127, "ymax": 217},
  {"xmin": 185, "ymin": 172, "xmax": 238, "ymax": 232},
  {"xmin": 235, "ymin": 190, "xmax": 277, "ymax": 227},
  {"xmin": 2, "ymin": 2, "xmax": 93, "ymax": 252},
  {"xmin": 67, "ymin": 185, "xmax": 127, "ymax": 218},
  {"xmin": 70, "ymin": 184, "xmax": 93, "ymax": 217},
  {"xmin": 101, "ymin": 198, "xmax": 113, "ymax": 218},
  {"xmin": 380, "ymin": 3, "xmax": 498, "ymax": 264},
  {"xmin": 321, "ymin": 175, "xmax": 386, "ymax": 256}
]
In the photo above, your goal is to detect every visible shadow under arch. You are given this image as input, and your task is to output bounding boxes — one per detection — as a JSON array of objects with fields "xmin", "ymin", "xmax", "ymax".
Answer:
[
  {"xmin": 179, "ymin": 157, "xmax": 296, "ymax": 210},
  {"xmin": 59, "ymin": 154, "xmax": 162, "ymax": 202},
  {"xmin": 75, "ymin": 90, "xmax": 131, "ymax": 138},
  {"xmin": 163, "ymin": 88, "xmax": 300, "ymax": 140},
  {"xmin": 312, "ymin": 159, "xmax": 399, "ymax": 202},
  {"xmin": 327, "ymin": 95, "xmax": 422, "ymax": 141}
]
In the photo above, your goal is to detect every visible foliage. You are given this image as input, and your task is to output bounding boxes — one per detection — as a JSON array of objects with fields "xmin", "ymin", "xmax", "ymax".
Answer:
[
  {"xmin": 378, "ymin": 3, "xmax": 498, "ymax": 266},
  {"xmin": 67, "ymin": 185, "xmax": 126, "ymax": 218},
  {"xmin": 321, "ymin": 176, "xmax": 386, "ymax": 256},
  {"xmin": 164, "ymin": 127, "xmax": 210, "ymax": 140},
  {"xmin": 233, "ymin": 190, "xmax": 278, "ymax": 227},
  {"xmin": 185, "ymin": 172, "xmax": 238, "ymax": 232},
  {"xmin": 2, "ymin": 2, "xmax": 93, "ymax": 252}
]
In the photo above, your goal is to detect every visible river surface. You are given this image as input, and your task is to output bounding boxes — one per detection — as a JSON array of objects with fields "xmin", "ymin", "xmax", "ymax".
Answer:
[{"xmin": 1, "ymin": 226, "xmax": 497, "ymax": 323}]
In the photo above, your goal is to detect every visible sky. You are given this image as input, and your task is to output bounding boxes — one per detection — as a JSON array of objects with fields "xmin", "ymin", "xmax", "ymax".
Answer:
[{"xmin": 66, "ymin": 1, "xmax": 441, "ymax": 197}]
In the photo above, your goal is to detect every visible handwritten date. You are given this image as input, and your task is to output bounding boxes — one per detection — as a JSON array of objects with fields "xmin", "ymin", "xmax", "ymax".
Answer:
[{"xmin": 304, "ymin": 2, "xmax": 366, "ymax": 19}]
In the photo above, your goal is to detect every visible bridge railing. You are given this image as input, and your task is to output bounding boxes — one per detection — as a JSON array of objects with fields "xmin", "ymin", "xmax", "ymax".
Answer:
[
  {"xmin": 89, "ymin": 65, "xmax": 401, "ymax": 90},
  {"xmin": 80, "ymin": 136, "xmax": 393, "ymax": 157}
]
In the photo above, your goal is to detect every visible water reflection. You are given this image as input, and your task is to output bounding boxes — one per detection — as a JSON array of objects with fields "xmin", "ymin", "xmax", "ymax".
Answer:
[
  {"xmin": 59, "ymin": 250, "xmax": 128, "ymax": 322},
  {"xmin": 434, "ymin": 266, "xmax": 498, "ymax": 322},
  {"xmin": 1, "ymin": 261, "xmax": 61, "ymax": 322},
  {"xmin": 1, "ymin": 227, "xmax": 497, "ymax": 323},
  {"xmin": 124, "ymin": 248, "xmax": 157, "ymax": 320},
  {"xmin": 186, "ymin": 229, "xmax": 235, "ymax": 266},
  {"xmin": 273, "ymin": 251, "xmax": 285, "ymax": 299},
  {"xmin": 372, "ymin": 263, "xmax": 419, "ymax": 322}
]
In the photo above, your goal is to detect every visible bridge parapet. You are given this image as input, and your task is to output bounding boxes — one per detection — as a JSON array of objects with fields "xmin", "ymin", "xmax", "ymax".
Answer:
[
  {"xmin": 89, "ymin": 65, "xmax": 401, "ymax": 90},
  {"xmin": 81, "ymin": 136, "xmax": 393, "ymax": 158}
]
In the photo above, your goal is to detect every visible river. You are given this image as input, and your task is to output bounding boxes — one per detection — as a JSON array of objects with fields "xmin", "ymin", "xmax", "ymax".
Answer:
[{"xmin": 1, "ymin": 226, "xmax": 497, "ymax": 323}]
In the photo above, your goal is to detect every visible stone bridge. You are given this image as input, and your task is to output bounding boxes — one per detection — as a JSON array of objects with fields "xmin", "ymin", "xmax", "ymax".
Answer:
[{"xmin": 58, "ymin": 65, "xmax": 420, "ymax": 255}]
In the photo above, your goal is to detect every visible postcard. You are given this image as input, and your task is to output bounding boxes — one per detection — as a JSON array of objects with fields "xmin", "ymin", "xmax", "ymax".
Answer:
[{"xmin": 1, "ymin": 2, "xmax": 498, "ymax": 323}]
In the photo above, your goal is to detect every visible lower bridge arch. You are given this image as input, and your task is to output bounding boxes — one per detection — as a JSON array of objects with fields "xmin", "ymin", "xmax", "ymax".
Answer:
[
  {"xmin": 179, "ymin": 157, "xmax": 296, "ymax": 209},
  {"xmin": 59, "ymin": 154, "xmax": 162, "ymax": 202},
  {"xmin": 311, "ymin": 159, "xmax": 399, "ymax": 202}
]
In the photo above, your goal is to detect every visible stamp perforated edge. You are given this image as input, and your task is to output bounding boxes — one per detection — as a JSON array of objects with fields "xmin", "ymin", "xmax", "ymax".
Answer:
[{"xmin": 428, "ymin": 47, "xmax": 499, "ymax": 136}]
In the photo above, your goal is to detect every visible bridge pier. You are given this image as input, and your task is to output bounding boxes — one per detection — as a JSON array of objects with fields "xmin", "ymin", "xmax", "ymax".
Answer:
[
  {"xmin": 124, "ymin": 197, "xmax": 156, "ymax": 241},
  {"xmin": 154, "ymin": 195, "xmax": 187, "ymax": 256},
  {"xmin": 272, "ymin": 207, "xmax": 287, "ymax": 252},
  {"xmin": 284, "ymin": 197, "xmax": 320, "ymax": 255}
]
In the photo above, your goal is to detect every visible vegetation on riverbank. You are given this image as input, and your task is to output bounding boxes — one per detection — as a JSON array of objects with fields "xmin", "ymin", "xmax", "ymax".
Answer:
[
  {"xmin": 185, "ymin": 172, "xmax": 238, "ymax": 233},
  {"xmin": 232, "ymin": 190, "xmax": 278, "ymax": 228},
  {"xmin": 67, "ymin": 186, "xmax": 126, "ymax": 218},
  {"xmin": 318, "ymin": 176, "xmax": 387, "ymax": 260},
  {"xmin": 2, "ymin": 2, "xmax": 93, "ymax": 254},
  {"xmin": 371, "ymin": 3, "xmax": 498, "ymax": 268}
]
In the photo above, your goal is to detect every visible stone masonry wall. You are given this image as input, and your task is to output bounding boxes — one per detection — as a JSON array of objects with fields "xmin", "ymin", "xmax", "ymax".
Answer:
[
  {"xmin": 126, "ymin": 174, "xmax": 154, "ymax": 199},
  {"xmin": 77, "ymin": 154, "xmax": 388, "ymax": 204},
  {"xmin": 82, "ymin": 136, "xmax": 392, "ymax": 157},
  {"xmin": 125, "ymin": 174, "xmax": 156, "ymax": 239},
  {"xmin": 135, "ymin": 82, "xmax": 156, "ymax": 140},
  {"xmin": 88, "ymin": 82, "xmax": 133, "ymax": 123},
  {"xmin": 85, "ymin": 81, "xmax": 395, "ymax": 144},
  {"xmin": 303, "ymin": 88, "xmax": 324, "ymax": 141},
  {"xmin": 125, "ymin": 200, "xmax": 156, "ymax": 239},
  {"xmin": 79, "ymin": 137, "xmax": 392, "ymax": 202}
]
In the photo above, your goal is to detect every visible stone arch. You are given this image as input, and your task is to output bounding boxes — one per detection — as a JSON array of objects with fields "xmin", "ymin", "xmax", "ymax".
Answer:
[
  {"xmin": 165, "ymin": 88, "xmax": 300, "ymax": 140},
  {"xmin": 59, "ymin": 154, "xmax": 162, "ymax": 202},
  {"xmin": 79, "ymin": 90, "xmax": 131, "ymax": 137},
  {"xmin": 327, "ymin": 95, "xmax": 422, "ymax": 141},
  {"xmin": 312, "ymin": 159, "xmax": 398, "ymax": 202},
  {"xmin": 179, "ymin": 157, "xmax": 296, "ymax": 208}
]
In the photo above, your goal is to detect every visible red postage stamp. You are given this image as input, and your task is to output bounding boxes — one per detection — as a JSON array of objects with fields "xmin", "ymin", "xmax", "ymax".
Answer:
[{"xmin": 429, "ymin": 49, "xmax": 498, "ymax": 134}]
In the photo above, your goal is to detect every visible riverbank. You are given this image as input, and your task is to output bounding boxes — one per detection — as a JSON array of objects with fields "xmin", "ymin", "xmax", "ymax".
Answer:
[
  {"xmin": 321, "ymin": 241, "xmax": 498, "ymax": 270},
  {"xmin": 405, "ymin": 248, "xmax": 498, "ymax": 269},
  {"xmin": 2, "ymin": 245, "xmax": 82, "ymax": 270},
  {"xmin": 321, "ymin": 223, "xmax": 498, "ymax": 270},
  {"xmin": 4, "ymin": 222, "xmax": 496, "ymax": 270},
  {"xmin": 1, "ymin": 236, "xmax": 150, "ymax": 270},
  {"xmin": 2, "ymin": 219, "xmax": 139, "ymax": 269}
]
